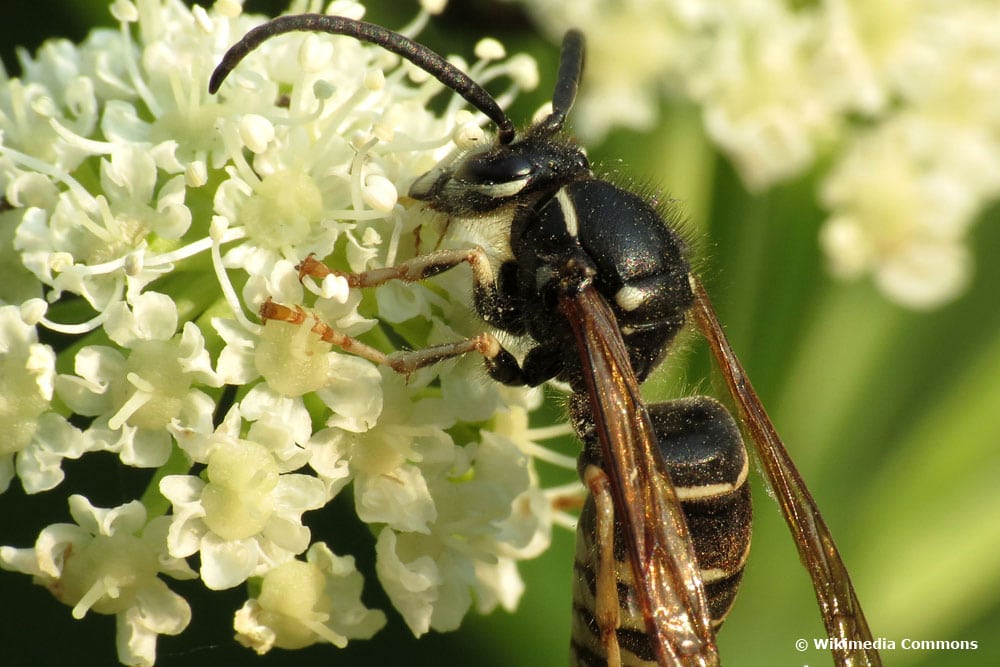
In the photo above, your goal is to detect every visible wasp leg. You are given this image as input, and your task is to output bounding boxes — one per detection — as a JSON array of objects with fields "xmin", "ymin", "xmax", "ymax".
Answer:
[
  {"xmin": 293, "ymin": 250, "xmax": 532, "ymax": 385},
  {"xmin": 579, "ymin": 463, "xmax": 623, "ymax": 667},
  {"xmin": 298, "ymin": 251, "xmax": 526, "ymax": 339},
  {"xmin": 298, "ymin": 247, "xmax": 495, "ymax": 303},
  {"xmin": 259, "ymin": 298, "xmax": 525, "ymax": 379}
]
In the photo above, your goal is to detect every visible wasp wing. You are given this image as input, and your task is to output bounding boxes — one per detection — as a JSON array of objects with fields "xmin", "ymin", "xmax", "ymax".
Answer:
[
  {"xmin": 560, "ymin": 284, "xmax": 720, "ymax": 667},
  {"xmin": 690, "ymin": 276, "xmax": 880, "ymax": 667}
]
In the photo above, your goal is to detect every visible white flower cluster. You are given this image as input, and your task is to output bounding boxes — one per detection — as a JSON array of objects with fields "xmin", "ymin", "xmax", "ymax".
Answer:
[
  {"xmin": 512, "ymin": 0, "xmax": 1000, "ymax": 308},
  {"xmin": 0, "ymin": 1, "xmax": 555, "ymax": 665}
]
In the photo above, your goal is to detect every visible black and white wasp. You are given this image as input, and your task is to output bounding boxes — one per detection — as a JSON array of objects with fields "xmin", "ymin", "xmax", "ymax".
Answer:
[{"xmin": 210, "ymin": 13, "xmax": 881, "ymax": 666}]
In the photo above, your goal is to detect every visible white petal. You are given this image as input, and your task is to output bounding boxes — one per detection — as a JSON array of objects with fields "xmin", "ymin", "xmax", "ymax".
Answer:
[
  {"xmin": 216, "ymin": 342, "xmax": 259, "ymax": 385},
  {"xmin": 427, "ymin": 550, "xmax": 473, "ymax": 632},
  {"xmin": 69, "ymin": 495, "xmax": 147, "ymax": 536},
  {"xmin": 233, "ymin": 599, "xmax": 276, "ymax": 654},
  {"xmin": 199, "ymin": 534, "xmax": 259, "ymax": 590},
  {"xmin": 115, "ymin": 607, "xmax": 158, "ymax": 667},
  {"xmin": 120, "ymin": 427, "xmax": 172, "ymax": 468},
  {"xmin": 356, "ymin": 465, "xmax": 436, "ymax": 533},
  {"xmin": 159, "ymin": 475, "xmax": 205, "ymax": 505},
  {"xmin": 34, "ymin": 523, "xmax": 91, "ymax": 577},
  {"xmin": 131, "ymin": 579, "xmax": 192, "ymax": 634},
  {"xmin": 130, "ymin": 292, "xmax": 179, "ymax": 341},
  {"xmin": 15, "ymin": 443, "xmax": 66, "ymax": 495},
  {"xmin": 374, "ymin": 529, "xmax": 440, "ymax": 637},
  {"xmin": 273, "ymin": 474, "xmax": 328, "ymax": 513},
  {"xmin": 176, "ymin": 322, "xmax": 221, "ymax": 385},
  {"xmin": 318, "ymin": 356, "xmax": 383, "ymax": 433},
  {"xmin": 165, "ymin": 516, "xmax": 207, "ymax": 561},
  {"xmin": 305, "ymin": 428, "xmax": 353, "ymax": 497},
  {"xmin": 260, "ymin": 515, "xmax": 311, "ymax": 555},
  {"xmin": 141, "ymin": 517, "xmax": 197, "ymax": 580},
  {"xmin": 0, "ymin": 545, "xmax": 46, "ymax": 577},
  {"xmin": 0, "ymin": 456, "xmax": 13, "ymax": 494},
  {"xmin": 156, "ymin": 201, "xmax": 192, "ymax": 240},
  {"xmin": 474, "ymin": 557, "xmax": 524, "ymax": 613},
  {"xmin": 242, "ymin": 393, "xmax": 313, "ymax": 447}
]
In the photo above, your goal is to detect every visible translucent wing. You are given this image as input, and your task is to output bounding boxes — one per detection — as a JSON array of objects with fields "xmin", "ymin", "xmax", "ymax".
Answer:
[
  {"xmin": 560, "ymin": 284, "xmax": 720, "ymax": 666},
  {"xmin": 690, "ymin": 276, "xmax": 881, "ymax": 667}
]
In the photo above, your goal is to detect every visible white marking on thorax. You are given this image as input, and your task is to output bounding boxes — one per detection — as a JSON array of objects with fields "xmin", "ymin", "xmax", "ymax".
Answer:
[{"xmin": 555, "ymin": 187, "xmax": 579, "ymax": 237}]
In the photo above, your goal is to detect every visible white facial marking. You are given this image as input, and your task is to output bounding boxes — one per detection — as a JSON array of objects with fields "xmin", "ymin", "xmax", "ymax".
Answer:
[{"xmin": 473, "ymin": 176, "xmax": 529, "ymax": 198}]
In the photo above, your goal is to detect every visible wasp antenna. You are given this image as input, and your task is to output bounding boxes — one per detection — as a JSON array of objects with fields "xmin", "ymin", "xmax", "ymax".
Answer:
[
  {"xmin": 536, "ymin": 29, "xmax": 585, "ymax": 136},
  {"xmin": 208, "ymin": 13, "xmax": 516, "ymax": 143}
]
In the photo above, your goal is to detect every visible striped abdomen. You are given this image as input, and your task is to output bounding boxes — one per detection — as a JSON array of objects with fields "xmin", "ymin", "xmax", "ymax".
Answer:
[{"xmin": 571, "ymin": 396, "xmax": 752, "ymax": 666}]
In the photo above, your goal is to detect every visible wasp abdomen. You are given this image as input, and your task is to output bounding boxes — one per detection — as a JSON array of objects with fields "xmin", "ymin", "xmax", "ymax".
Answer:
[{"xmin": 571, "ymin": 396, "xmax": 752, "ymax": 666}]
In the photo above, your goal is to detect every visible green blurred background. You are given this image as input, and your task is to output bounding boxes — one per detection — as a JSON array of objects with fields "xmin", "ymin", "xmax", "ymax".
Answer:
[{"xmin": 2, "ymin": 2, "xmax": 998, "ymax": 666}]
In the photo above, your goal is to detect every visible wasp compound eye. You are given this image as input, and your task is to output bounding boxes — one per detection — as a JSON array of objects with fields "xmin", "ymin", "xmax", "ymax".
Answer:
[{"xmin": 455, "ymin": 154, "xmax": 532, "ymax": 185}]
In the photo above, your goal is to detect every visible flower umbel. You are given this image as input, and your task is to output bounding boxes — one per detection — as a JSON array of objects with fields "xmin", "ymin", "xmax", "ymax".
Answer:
[{"xmin": 0, "ymin": 1, "xmax": 556, "ymax": 664}]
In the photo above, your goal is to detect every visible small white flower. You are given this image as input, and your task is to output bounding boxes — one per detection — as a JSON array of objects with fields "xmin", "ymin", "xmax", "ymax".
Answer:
[
  {"xmin": 818, "ymin": 114, "xmax": 981, "ymax": 309},
  {"xmin": 234, "ymin": 542, "xmax": 386, "ymax": 653},
  {"xmin": 359, "ymin": 402, "xmax": 546, "ymax": 636},
  {"xmin": 0, "ymin": 304, "xmax": 93, "ymax": 494},
  {"xmin": 0, "ymin": 495, "xmax": 195, "ymax": 667},
  {"xmin": 160, "ymin": 414, "xmax": 327, "ymax": 590},
  {"xmin": 215, "ymin": 314, "xmax": 385, "ymax": 432},
  {"xmin": 55, "ymin": 293, "xmax": 221, "ymax": 467},
  {"xmin": 13, "ymin": 145, "xmax": 193, "ymax": 309},
  {"xmin": 0, "ymin": 304, "xmax": 54, "ymax": 456}
]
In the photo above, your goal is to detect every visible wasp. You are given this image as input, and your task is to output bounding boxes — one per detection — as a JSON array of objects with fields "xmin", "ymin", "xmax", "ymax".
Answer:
[{"xmin": 211, "ymin": 13, "xmax": 881, "ymax": 666}]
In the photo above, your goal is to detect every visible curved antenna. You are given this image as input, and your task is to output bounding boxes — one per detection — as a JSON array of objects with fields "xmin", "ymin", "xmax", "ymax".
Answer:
[
  {"xmin": 209, "ymin": 14, "xmax": 516, "ymax": 143},
  {"xmin": 535, "ymin": 29, "xmax": 585, "ymax": 136}
]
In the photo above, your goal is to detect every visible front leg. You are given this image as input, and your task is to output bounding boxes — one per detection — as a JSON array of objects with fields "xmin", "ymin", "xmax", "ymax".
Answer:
[
  {"xmin": 264, "ymin": 250, "xmax": 531, "ymax": 384},
  {"xmin": 299, "ymin": 250, "xmax": 527, "ymax": 334},
  {"xmin": 259, "ymin": 299, "xmax": 521, "ymax": 379}
]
